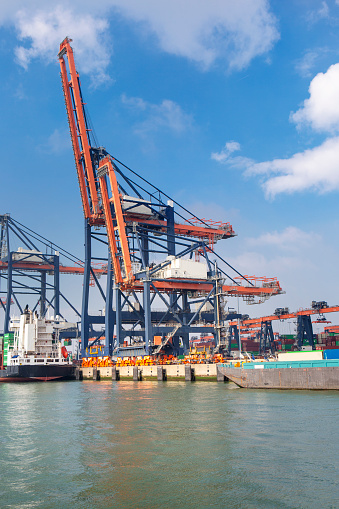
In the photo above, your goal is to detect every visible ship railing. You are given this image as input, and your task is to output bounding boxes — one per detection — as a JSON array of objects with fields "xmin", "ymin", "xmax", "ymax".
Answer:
[{"xmin": 10, "ymin": 357, "xmax": 71, "ymax": 365}]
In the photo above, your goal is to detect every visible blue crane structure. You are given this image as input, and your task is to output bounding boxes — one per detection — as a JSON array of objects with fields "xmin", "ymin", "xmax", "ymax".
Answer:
[
  {"xmin": 58, "ymin": 37, "xmax": 283, "ymax": 359},
  {"xmin": 0, "ymin": 214, "xmax": 82, "ymax": 334}
]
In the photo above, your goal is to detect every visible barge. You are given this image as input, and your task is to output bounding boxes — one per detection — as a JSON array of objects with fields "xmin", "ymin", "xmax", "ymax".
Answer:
[{"xmin": 219, "ymin": 358, "xmax": 339, "ymax": 390}]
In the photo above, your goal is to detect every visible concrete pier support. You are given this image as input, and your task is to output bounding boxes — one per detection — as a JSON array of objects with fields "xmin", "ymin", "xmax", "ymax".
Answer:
[
  {"xmin": 112, "ymin": 367, "xmax": 119, "ymax": 381},
  {"xmin": 93, "ymin": 367, "xmax": 100, "ymax": 381},
  {"xmin": 217, "ymin": 366, "xmax": 226, "ymax": 382},
  {"xmin": 185, "ymin": 365, "xmax": 195, "ymax": 381},
  {"xmin": 133, "ymin": 366, "xmax": 142, "ymax": 381},
  {"xmin": 157, "ymin": 366, "xmax": 167, "ymax": 381},
  {"xmin": 75, "ymin": 368, "xmax": 83, "ymax": 380}
]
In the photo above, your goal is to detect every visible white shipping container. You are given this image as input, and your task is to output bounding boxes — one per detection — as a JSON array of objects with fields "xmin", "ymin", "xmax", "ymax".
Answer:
[
  {"xmin": 167, "ymin": 258, "xmax": 207, "ymax": 279},
  {"xmin": 12, "ymin": 247, "xmax": 45, "ymax": 263},
  {"xmin": 277, "ymin": 351, "xmax": 323, "ymax": 362},
  {"xmin": 121, "ymin": 196, "xmax": 152, "ymax": 216}
]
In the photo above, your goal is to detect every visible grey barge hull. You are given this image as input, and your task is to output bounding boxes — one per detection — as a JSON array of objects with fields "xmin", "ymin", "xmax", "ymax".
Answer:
[{"xmin": 219, "ymin": 366, "xmax": 339, "ymax": 390}]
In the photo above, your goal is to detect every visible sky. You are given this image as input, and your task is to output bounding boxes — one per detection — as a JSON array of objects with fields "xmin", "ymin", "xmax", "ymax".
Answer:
[{"xmin": 1, "ymin": 0, "xmax": 339, "ymax": 332}]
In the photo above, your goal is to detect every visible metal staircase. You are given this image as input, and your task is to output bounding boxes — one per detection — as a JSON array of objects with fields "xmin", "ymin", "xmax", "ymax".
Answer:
[{"xmin": 153, "ymin": 323, "xmax": 181, "ymax": 354}]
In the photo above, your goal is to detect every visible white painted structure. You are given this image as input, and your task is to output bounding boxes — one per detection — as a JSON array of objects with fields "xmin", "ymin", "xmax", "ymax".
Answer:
[
  {"xmin": 155, "ymin": 256, "xmax": 208, "ymax": 280},
  {"xmin": 7, "ymin": 311, "xmax": 74, "ymax": 367}
]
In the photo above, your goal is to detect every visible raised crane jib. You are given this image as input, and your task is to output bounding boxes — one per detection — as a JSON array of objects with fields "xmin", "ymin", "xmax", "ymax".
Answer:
[{"xmin": 58, "ymin": 37, "xmax": 101, "ymax": 222}]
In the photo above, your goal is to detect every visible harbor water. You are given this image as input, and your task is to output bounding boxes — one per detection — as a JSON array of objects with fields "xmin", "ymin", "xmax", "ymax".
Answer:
[{"xmin": 0, "ymin": 381, "xmax": 338, "ymax": 509}]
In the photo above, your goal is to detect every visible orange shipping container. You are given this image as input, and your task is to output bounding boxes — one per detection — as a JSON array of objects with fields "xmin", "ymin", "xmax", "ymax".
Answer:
[{"xmin": 154, "ymin": 336, "xmax": 162, "ymax": 346}]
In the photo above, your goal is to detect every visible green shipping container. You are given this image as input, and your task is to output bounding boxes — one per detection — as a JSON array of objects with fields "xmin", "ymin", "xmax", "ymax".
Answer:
[{"xmin": 281, "ymin": 345, "xmax": 292, "ymax": 350}]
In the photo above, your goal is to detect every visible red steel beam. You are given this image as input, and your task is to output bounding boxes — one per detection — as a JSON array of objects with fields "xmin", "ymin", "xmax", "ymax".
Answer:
[
  {"xmin": 0, "ymin": 260, "xmax": 104, "ymax": 276},
  {"xmin": 97, "ymin": 162, "xmax": 124, "ymax": 284},
  {"xmin": 102, "ymin": 157, "xmax": 133, "ymax": 283},
  {"xmin": 59, "ymin": 37, "xmax": 100, "ymax": 218}
]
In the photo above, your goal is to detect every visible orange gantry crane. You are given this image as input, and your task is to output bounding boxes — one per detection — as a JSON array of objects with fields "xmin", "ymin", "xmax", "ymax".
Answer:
[
  {"xmin": 58, "ymin": 37, "xmax": 283, "ymax": 357},
  {"xmin": 229, "ymin": 301, "xmax": 339, "ymax": 353}
]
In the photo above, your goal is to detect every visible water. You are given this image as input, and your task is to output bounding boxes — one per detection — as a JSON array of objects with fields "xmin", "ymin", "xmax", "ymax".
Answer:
[{"xmin": 0, "ymin": 381, "xmax": 338, "ymax": 509}]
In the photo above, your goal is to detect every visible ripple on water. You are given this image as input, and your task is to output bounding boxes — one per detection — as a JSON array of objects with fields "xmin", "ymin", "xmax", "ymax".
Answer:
[{"xmin": 0, "ymin": 382, "xmax": 339, "ymax": 509}]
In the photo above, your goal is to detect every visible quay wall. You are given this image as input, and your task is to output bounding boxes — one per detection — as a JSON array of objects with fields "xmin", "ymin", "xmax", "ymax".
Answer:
[{"xmin": 81, "ymin": 363, "xmax": 218, "ymax": 381}]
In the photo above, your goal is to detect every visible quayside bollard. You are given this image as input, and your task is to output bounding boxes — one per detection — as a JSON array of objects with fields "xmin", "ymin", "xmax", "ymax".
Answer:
[
  {"xmin": 133, "ymin": 366, "xmax": 142, "ymax": 381},
  {"xmin": 185, "ymin": 365, "xmax": 195, "ymax": 381},
  {"xmin": 111, "ymin": 367, "xmax": 120, "ymax": 381},
  {"xmin": 157, "ymin": 366, "xmax": 167, "ymax": 381}
]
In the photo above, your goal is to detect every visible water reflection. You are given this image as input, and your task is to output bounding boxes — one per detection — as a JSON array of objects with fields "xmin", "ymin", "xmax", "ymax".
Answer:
[{"xmin": 0, "ymin": 382, "xmax": 339, "ymax": 508}]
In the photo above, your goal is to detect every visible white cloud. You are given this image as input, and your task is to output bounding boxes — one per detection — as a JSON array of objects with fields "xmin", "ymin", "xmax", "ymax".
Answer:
[
  {"xmin": 14, "ymin": 8, "xmax": 111, "ymax": 83},
  {"xmin": 121, "ymin": 95, "xmax": 147, "ymax": 111},
  {"xmin": 211, "ymin": 140, "xmax": 254, "ymax": 168},
  {"xmin": 38, "ymin": 128, "xmax": 71, "ymax": 154},
  {"xmin": 229, "ymin": 251, "xmax": 314, "ymax": 277},
  {"xmin": 212, "ymin": 62, "xmax": 339, "ymax": 198},
  {"xmin": 122, "ymin": 94, "xmax": 193, "ymax": 136},
  {"xmin": 294, "ymin": 50, "xmax": 321, "ymax": 78},
  {"xmin": 211, "ymin": 140, "xmax": 240, "ymax": 162},
  {"xmin": 291, "ymin": 63, "xmax": 339, "ymax": 132},
  {"xmin": 247, "ymin": 136, "xmax": 339, "ymax": 197},
  {"xmin": 247, "ymin": 226, "xmax": 320, "ymax": 251},
  {"xmin": 306, "ymin": 1, "xmax": 329, "ymax": 24},
  {"xmin": 113, "ymin": 0, "xmax": 279, "ymax": 70},
  {"xmin": 2, "ymin": 0, "xmax": 279, "ymax": 77},
  {"xmin": 213, "ymin": 135, "xmax": 339, "ymax": 198}
]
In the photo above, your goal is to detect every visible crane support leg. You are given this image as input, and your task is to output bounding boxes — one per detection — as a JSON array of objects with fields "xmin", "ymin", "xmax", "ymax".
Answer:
[
  {"xmin": 115, "ymin": 287, "xmax": 122, "ymax": 348},
  {"xmin": 4, "ymin": 252, "xmax": 12, "ymax": 334},
  {"xmin": 81, "ymin": 220, "xmax": 91, "ymax": 356},
  {"xmin": 104, "ymin": 256, "xmax": 114, "ymax": 356},
  {"xmin": 144, "ymin": 280, "xmax": 152, "ymax": 354},
  {"xmin": 54, "ymin": 253, "xmax": 60, "ymax": 317},
  {"xmin": 296, "ymin": 315, "xmax": 314, "ymax": 349},
  {"xmin": 40, "ymin": 271, "xmax": 46, "ymax": 317},
  {"xmin": 267, "ymin": 322, "xmax": 275, "ymax": 352}
]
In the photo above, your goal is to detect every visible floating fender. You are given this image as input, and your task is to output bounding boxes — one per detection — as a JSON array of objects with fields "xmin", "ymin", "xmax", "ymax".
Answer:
[{"xmin": 61, "ymin": 346, "xmax": 68, "ymax": 359}]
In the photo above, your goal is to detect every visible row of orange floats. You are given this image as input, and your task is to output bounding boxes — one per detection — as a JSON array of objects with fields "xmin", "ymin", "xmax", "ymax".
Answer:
[
  {"xmin": 81, "ymin": 353, "xmax": 225, "ymax": 368},
  {"xmin": 81, "ymin": 357, "xmax": 114, "ymax": 368}
]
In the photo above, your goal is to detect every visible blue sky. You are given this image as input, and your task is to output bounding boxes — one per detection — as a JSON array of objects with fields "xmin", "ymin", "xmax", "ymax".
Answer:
[{"xmin": 1, "ymin": 0, "xmax": 339, "ymax": 330}]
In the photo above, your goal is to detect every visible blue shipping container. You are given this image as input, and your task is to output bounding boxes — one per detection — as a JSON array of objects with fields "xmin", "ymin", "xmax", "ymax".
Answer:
[{"xmin": 323, "ymin": 349, "xmax": 339, "ymax": 360}]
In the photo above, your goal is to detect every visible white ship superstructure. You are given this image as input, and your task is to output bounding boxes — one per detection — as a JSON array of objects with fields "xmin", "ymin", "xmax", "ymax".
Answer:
[{"xmin": 7, "ymin": 310, "xmax": 73, "ymax": 367}]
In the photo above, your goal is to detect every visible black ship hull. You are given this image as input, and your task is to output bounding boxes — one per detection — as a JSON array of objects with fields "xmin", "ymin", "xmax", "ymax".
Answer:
[{"xmin": 0, "ymin": 364, "xmax": 76, "ymax": 382}]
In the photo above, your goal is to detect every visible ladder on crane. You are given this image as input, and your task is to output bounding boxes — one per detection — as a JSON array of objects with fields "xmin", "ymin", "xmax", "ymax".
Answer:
[{"xmin": 153, "ymin": 323, "xmax": 181, "ymax": 355}]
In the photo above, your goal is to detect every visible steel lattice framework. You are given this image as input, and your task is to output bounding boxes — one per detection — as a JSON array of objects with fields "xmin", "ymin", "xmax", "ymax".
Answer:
[{"xmin": 0, "ymin": 214, "xmax": 86, "ymax": 333}]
